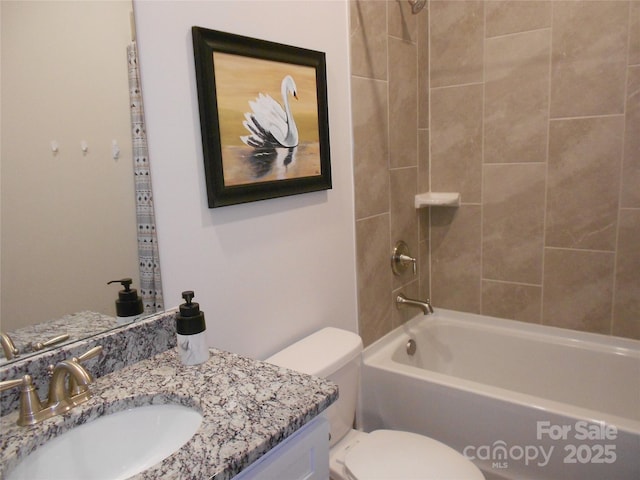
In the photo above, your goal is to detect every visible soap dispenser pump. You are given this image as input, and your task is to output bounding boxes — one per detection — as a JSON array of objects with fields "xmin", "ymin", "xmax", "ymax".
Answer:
[
  {"xmin": 107, "ymin": 278, "xmax": 144, "ymax": 325},
  {"xmin": 176, "ymin": 291, "xmax": 209, "ymax": 366}
]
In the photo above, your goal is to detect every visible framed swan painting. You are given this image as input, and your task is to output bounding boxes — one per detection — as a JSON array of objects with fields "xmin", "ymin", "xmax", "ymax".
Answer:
[{"xmin": 192, "ymin": 27, "xmax": 332, "ymax": 208}]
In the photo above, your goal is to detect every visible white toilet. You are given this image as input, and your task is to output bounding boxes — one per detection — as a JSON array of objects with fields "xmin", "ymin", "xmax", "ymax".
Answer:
[{"xmin": 266, "ymin": 327, "xmax": 485, "ymax": 480}]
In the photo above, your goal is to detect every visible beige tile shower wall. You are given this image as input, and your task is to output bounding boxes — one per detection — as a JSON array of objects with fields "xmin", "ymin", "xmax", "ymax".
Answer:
[
  {"xmin": 351, "ymin": 0, "xmax": 639, "ymax": 344},
  {"xmin": 350, "ymin": 0, "xmax": 429, "ymax": 346},
  {"xmin": 428, "ymin": 0, "xmax": 639, "ymax": 339}
]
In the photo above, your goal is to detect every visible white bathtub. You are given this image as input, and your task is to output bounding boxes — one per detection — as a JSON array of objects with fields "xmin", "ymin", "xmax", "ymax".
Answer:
[{"xmin": 360, "ymin": 309, "xmax": 640, "ymax": 480}]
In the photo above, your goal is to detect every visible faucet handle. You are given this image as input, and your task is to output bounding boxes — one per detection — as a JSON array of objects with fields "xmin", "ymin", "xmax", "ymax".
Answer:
[
  {"xmin": 74, "ymin": 345, "xmax": 103, "ymax": 363},
  {"xmin": 68, "ymin": 346, "xmax": 103, "ymax": 396},
  {"xmin": 398, "ymin": 254, "xmax": 417, "ymax": 275},
  {"xmin": 33, "ymin": 333, "xmax": 71, "ymax": 351},
  {"xmin": 0, "ymin": 377, "xmax": 24, "ymax": 392},
  {"xmin": 49, "ymin": 345, "xmax": 103, "ymax": 374},
  {"xmin": 0, "ymin": 375, "xmax": 46, "ymax": 426},
  {"xmin": 391, "ymin": 241, "xmax": 417, "ymax": 276}
]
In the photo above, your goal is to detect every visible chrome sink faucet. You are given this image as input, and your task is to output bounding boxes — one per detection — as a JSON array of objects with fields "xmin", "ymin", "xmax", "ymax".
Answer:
[
  {"xmin": 396, "ymin": 293, "xmax": 434, "ymax": 315},
  {"xmin": 0, "ymin": 346, "xmax": 102, "ymax": 426}
]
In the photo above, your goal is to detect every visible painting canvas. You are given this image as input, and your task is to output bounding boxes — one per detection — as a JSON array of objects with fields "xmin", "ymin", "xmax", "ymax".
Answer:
[{"xmin": 192, "ymin": 27, "xmax": 331, "ymax": 208}]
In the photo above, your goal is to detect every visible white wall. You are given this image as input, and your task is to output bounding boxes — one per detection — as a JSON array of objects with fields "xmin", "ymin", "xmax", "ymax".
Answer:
[{"xmin": 133, "ymin": 0, "xmax": 357, "ymax": 359}]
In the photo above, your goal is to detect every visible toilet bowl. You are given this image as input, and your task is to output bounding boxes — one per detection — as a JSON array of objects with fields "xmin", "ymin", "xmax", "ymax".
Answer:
[{"xmin": 266, "ymin": 327, "xmax": 485, "ymax": 480}]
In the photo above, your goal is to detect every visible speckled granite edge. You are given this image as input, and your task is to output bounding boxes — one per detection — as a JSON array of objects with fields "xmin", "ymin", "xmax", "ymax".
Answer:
[
  {"xmin": 0, "ymin": 310, "xmax": 177, "ymax": 415},
  {"xmin": 0, "ymin": 348, "xmax": 338, "ymax": 480}
]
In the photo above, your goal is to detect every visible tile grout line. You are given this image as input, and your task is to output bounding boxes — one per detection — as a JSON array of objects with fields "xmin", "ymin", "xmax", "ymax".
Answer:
[
  {"xmin": 610, "ymin": 0, "xmax": 635, "ymax": 335},
  {"xmin": 540, "ymin": 1, "xmax": 555, "ymax": 327},
  {"xmin": 479, "ymin": 0, "xmax": 487, "ymax": 315},
  {"xmin": 427, "ymin": 0, "xmax": 433, "ymax": 305}
]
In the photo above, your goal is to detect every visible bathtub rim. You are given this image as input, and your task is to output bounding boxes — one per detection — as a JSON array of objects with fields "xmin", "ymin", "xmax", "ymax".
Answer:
[{"xmin": 362, "ymin": 308, "xmax": 640, "ymax": 436}]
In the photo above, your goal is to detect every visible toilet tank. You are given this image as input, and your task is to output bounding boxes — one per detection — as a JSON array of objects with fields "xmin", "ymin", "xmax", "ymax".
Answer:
[{"xmin": 266, "ymin": 327, "xmax": 363, "ymax": 446}]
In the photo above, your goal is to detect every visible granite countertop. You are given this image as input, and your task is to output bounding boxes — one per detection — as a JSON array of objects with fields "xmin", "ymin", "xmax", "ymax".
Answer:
[{"xmin": 0, "ymin": 347, "xmax": 338, "ymax": 480}]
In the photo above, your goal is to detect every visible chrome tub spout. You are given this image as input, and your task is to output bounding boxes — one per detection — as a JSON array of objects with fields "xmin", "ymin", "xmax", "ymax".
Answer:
[{"xmin": 396, "ymin": 293, "xmax": 434, "ymax": 315}]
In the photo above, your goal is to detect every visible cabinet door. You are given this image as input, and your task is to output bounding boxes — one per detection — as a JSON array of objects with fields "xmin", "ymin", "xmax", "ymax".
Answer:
[{"xmin": 233, "ymin": 416, "xmax": 329, "ymax": 480}]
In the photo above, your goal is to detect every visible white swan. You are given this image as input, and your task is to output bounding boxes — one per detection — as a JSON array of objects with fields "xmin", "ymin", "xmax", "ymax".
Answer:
[{"xmin": 241, "ymin": 75, "xmax": 299, "ymax": 149}]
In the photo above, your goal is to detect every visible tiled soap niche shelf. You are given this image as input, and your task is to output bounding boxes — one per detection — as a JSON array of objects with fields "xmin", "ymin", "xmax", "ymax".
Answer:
[{"xmin": 414, "ymin": 192, "xmax": 461, "ymax": 208}]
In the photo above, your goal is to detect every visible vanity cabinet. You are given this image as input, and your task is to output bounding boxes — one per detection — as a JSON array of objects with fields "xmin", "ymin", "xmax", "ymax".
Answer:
[{"xmin": 233, "ymin": 416, "xmax": 329, "ymax": 480}]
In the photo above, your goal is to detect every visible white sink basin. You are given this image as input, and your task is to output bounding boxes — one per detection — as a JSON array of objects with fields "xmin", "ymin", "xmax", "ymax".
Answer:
[{"xmin": 7, "ymin": 403, "xmax": 203, "ymax": 480}]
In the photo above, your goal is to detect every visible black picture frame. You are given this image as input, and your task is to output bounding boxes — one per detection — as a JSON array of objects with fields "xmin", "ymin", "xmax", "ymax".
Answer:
[{"xmin": 192, "ymin": 27, "xmax": 332, "ymax": 208}]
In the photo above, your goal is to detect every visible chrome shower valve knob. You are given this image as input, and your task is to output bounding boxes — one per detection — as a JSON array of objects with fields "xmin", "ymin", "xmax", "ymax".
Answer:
[{"xmin": 391, "ymin": 241, "xmax": 417, "ymax": 276}]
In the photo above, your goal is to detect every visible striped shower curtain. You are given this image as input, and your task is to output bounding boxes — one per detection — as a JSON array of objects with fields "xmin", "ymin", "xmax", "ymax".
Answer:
[{"xmin": 127, "ymin": 42, "xmax": 164, "ymax": 314}]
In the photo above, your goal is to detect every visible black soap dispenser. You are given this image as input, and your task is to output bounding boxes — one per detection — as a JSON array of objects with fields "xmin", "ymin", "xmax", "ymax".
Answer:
[
  {"xmin": 107, "ymin": 278, "xmax": 144, "ymax": 325},
  {"xmin": 176, "ymin": 291, "xmax": 209, "ymax": 366}
]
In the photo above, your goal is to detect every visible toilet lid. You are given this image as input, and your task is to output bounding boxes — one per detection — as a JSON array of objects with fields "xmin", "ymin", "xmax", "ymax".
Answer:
[{"xmin": 344, "ymin": 430, "xmax": 484, "ymax": 480}]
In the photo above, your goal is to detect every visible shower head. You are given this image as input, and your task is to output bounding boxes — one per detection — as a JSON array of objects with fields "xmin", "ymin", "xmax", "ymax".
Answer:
[{"xmin": 408, "ymin": 0, "xmax": 426, "ymax": 14}]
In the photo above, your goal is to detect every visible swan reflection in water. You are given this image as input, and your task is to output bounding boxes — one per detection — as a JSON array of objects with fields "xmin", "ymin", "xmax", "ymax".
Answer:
[
  {"xmin": 223, "ymin": 142, "xmax": 319, "ymax": 186},
  {"xmin": 245, "ymin": 146, "xmax": 298, "ymax": 180}
]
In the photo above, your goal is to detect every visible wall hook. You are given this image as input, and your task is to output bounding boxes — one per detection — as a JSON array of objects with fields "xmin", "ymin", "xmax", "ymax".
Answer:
[
  {"xmin": 80, "ymin": 140, "xmax": 88, "ymax": 155},
  {"xmin": 50, "ymin": 140, "xmax": 59, "ymax": 155},
  {"xmin": 112, "ymin": 140, "xmax": 120, "ymax": 160}
]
